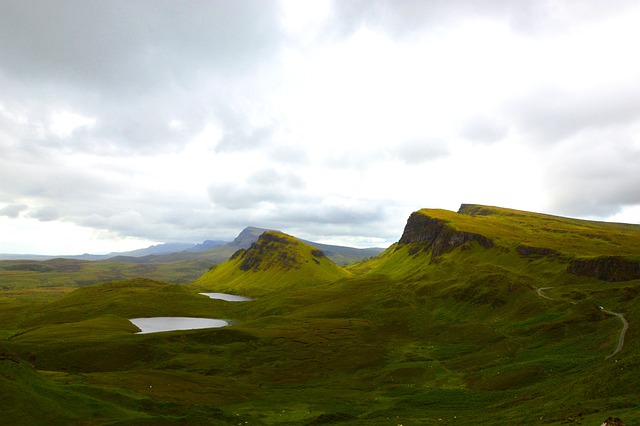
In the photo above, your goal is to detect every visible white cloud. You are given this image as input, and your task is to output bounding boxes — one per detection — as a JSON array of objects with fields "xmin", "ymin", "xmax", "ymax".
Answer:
[
  {"xmin": 1, "ymin": 0, "xmax": 639, "ymax": 255},
  {"xmin": 0, "ymin": 215, "xmax": 157, "ymax": 255},
  {"xmin": 49, "ymin": 110, "xmax": 96, "ymax": 139},
  {"xmin": 0, "ymin": 204, "xmax": 27, "ymax": 218}
]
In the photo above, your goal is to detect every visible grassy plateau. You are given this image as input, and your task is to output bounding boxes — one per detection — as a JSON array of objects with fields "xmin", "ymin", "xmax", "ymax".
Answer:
[{"xmin": 1, "ymin": 205, "xmax": 639, "ymax": 425}]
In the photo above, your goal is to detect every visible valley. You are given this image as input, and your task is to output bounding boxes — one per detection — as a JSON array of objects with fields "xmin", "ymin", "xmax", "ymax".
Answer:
[{"xmin": 1, "ymin": 204, "xmax": 639, "ymax": 425}]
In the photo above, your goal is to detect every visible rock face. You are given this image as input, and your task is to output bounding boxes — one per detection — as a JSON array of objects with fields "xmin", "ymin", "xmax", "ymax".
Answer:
[
  {"xmin": 567, "ymin": 256, "xmax": 640, "ymax": 282},
  {"xmin": 516, "ymin": 245, "xmax": 562, "ymax": 258},
  {"xmin": 236, "ymin": 232, "xmax": 301, "ymax": 272},
  {"xmin": 601, "ymin": 417, "xmax": 625, "ymax": 426},
  {"xmin": 397, "ymin": 211, "xmax": 493, "ymax": 257}
]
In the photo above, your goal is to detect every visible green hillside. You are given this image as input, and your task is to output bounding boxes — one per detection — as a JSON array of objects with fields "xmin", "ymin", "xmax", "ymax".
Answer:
[
  {"xmin": 195, "ymin": 230, "xmax": 351, "ymax": 296},
  {"xmin": 1, "ymin": 204, "xmax": 639, "ymax": 424}
]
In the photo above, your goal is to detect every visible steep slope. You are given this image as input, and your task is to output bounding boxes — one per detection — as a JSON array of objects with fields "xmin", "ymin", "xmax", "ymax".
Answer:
[{"xmin": 195, "ymin": 230, "xmax": 350, "ymax": 295}]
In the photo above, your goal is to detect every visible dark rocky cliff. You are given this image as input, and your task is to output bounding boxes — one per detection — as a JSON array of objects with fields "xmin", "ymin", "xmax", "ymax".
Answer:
[
  {"xmin": 397, "ymin": 211, "xmax": 493, "ymax": 258},
  {"xmin": 516, "ymin": 245, "xmax": 562, "ymax": 258},
  {"xmin": 567, "ymin": 256, "xmax": 640, "ymax": 282}
]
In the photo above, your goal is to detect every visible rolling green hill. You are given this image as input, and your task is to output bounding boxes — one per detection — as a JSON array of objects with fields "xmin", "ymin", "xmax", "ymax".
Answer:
[
  {"xmin": 195, "ymin": 230, "xmax": 351, "ymax": 296},
  {"xmin": 1, "ymin": 204, "xmax": 639, "ymax": 424}
]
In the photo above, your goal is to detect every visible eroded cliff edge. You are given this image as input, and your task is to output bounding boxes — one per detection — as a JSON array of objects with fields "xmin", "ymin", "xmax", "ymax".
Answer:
[
  {"xmin": 568, "ymin": 256, "xmax": 640, "ymax": 282},
  {"xmin": 396, "ymin": 210, "xmax": 493, "ymax": 258}
]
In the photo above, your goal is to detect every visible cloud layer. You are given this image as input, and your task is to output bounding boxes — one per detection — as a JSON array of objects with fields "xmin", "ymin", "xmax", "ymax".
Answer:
[{"xmin": 1, "ymin": 0, "xmax": 639, "ymax": 254}]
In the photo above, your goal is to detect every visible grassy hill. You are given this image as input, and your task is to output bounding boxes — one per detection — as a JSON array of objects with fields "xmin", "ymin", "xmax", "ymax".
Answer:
[
  {"xmin": 1, "ymin": 204, "xmax": 639, "ymax": 424},
  {"xmin": 195, "ymin": 230, "xmax": 351, "ymax": 296}
]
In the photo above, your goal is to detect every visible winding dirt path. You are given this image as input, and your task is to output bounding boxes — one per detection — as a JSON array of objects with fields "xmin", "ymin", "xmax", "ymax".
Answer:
[
  {"xmin": 536, "ymin": 287, "xmax": 554, "ymax": 300},
  {"xmin": 535, "ymin": 287, "xmax": 628, "ymax": 359},
  {"xmin": 601, "ymin": 309, "xmax": 629, "ymax": 359}
]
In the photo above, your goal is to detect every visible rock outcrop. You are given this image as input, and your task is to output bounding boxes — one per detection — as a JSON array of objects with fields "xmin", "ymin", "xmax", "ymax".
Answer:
[
  {"xmin": 601, "ymin": 417, "xmax": 625, "ymax": 426},
  {"xmin": 237, "ymin": 232, "xmax": 300, "ymax": 272},
  {"xmin": 516, "ymin": 245, "xmax": 562, "ymax": 258},
  {"xmin": 567, "ymin": 256, "xmax": 640, "ymax": 282},
  {"xmin": 397, "ymin": 211, "xmax": 493, "ymax": 258}
]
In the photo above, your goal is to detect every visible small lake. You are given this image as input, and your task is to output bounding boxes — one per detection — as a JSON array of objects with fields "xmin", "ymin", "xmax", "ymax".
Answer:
[
  {"xmin": 130, "ymin": 317, "xmax": 229, "ymax": 334},
  {"xmin": 130, "ymin": 293, "xmax": 250, "ymax": 334},
  {"xmin": 199, "ymin": 292, "xmax": 252, "ymax": 302}
]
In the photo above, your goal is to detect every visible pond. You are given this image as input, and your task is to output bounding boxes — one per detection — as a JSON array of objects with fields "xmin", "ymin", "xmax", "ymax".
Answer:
[
  {"xmin": 130, "ymin": 317, "xmax": 229, "ymax": 334},
  {"xmin": 199, "ymin": 292, "xmax": 252, "ymax": 302},
  {"xmin": 130, "ymin": 293, "xmax": 251, "ymax": 334}
]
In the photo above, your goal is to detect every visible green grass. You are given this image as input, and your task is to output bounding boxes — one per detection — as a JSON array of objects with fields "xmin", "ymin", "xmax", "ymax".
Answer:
[
  {"xmin": 1, "ymin": 205, "xmax": 640, "ymax": 424},
  {"xmin": 0, "ymin": 257, "xmax": 215, "ymax": 289}
]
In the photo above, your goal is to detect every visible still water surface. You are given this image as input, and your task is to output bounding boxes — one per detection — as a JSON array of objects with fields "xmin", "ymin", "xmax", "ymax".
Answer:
[
  {"xmin": 130, "ymin": 293, "xmax": 250, "ymax": 334},
  {"xmin": 199, "ymin": 292, "xmax": 252, "ymax": 302},
  {"xmin": 130, "ymin": 317, "xmax": 229, "ymax": 334}
]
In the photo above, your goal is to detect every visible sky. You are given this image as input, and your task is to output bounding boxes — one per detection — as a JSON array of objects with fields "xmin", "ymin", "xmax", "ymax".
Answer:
[{"xmin": 1, "ymin": 0, "xmax": 640, "ymax": 255}]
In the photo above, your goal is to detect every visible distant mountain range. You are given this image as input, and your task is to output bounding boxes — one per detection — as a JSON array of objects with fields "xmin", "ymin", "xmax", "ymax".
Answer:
[
  {"xmin": 0, "ymin": 226, "xmax": 385, "ymax": 266},
  {"xmin": 0, "ymin": 240, "xmax": 227, "ymax": 261}
]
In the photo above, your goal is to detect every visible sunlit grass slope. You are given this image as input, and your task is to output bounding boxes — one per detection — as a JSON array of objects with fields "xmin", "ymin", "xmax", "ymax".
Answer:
[
  {"xmin": 437, "ymin": 204, "xmax": 640, "ymax": 256},
  {"xmin": 195, "ymin": 230, "xmax": 351, "ymax": 296}
]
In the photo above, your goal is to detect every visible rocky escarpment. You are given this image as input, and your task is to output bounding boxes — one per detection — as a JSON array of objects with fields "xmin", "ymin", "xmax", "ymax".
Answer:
[
  {"xmin": 397, "ymin": 211, "xmax": 493, "ymax": 258},
  {"xmin": 516, "ymin": 245, "xmax": 562, "ymax": 258},
  {"xmin": 567, "ymin": 256, "xmax": 640, "ymax": 282}
]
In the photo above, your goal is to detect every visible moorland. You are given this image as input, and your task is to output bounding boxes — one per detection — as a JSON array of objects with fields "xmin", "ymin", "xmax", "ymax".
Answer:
[{"xmin": 1, "ymin": 204, "xmax": 639, "ymax": 425}]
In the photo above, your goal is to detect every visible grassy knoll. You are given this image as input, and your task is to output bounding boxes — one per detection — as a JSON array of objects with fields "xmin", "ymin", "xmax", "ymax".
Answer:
[{"xmin": 1, "ymin": 205, "xmax": 639, "ymax": 424}]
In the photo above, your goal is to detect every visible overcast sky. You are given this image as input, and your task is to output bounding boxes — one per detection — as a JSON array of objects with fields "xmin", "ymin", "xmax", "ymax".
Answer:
[{"xmin": 1, "ymin": 0, "xmax": 640, "ymax": 255}]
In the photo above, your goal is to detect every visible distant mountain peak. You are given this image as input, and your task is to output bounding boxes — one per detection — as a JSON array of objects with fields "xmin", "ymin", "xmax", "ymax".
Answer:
[{"xmin": 231, "ymin": 226, "xmax": 273, "ymax": 248}]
